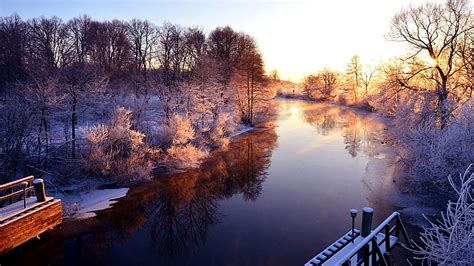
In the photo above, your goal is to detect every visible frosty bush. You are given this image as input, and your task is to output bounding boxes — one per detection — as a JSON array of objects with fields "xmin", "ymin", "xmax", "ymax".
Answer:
[
  {"xmin": 413, "ymin": 165, "xmax": 474, "ymax": 264},
  {"xmin": 162, "ymin": 114, "xmax": 207, "ymax": 169},
  {"xmin": 84, "ymin": 106, "xmax": 159, "ymax": 181},
  {"xmin": 209, "ymin": 113, "xmax": 237, "ymax": 149},
  {"xmin": 394, "ymin": 102, "xmax": 474, "ymax": 187},
  {"xmin": 166, "ymin": 144, "xmax": 207, "ymax": 169}
]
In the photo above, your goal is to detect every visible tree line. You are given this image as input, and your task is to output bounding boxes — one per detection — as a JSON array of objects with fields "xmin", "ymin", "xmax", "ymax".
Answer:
[{"xmin": 0, "ymin": 14, "xmax": 275, "ymax": 180}]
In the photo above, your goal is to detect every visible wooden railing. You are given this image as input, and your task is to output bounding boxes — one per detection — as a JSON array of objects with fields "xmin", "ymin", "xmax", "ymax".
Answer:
[
  {"xmin": 0, "ymin": 176, "xmax": 34, "ymax": 208},
  {"xmin": 338, "ymin": 211, "xmax": 413, "ymax": 265}
]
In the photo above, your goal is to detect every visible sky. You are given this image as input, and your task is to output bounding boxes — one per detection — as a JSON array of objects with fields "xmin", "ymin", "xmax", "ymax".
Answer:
[{"xmin": 0, "ymin": 0, "xmax": 446, "ymax": 81}]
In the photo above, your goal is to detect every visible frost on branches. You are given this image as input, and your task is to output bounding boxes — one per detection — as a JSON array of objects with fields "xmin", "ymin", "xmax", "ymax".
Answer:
[
  {"xmin": 162, "ymin": 114, "xmax": 207, "ymax": 169},
  {"xmin": 394, "ymin": 101, "xmax": 473, "ymax": 187},
  {"xmin": 413, "ymin": 164, "xmax": 474, "ymax": 264},
  {"xmin": 84, "ymin": 106, "xmax": 160, "ymax": 181}
]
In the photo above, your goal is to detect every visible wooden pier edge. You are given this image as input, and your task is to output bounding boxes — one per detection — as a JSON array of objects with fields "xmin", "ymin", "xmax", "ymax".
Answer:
[{"xmin": 0, "ymin": 199, "xmax": 62, "ymax": 255}]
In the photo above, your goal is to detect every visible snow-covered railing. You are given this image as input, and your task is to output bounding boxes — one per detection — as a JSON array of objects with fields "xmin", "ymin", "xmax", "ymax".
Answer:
[
  {"xmin": 0, "ymin": 176, "xmax": 34, "ymax": 207},
  {"xmin": 305, "ymin": 229, "xmax": 361, "ymax": 265},
  {"xmin": 336, "ymin": 211, "xmax": 413, "ymax": 265},
  {"xmin": 305, "ymin": 209, "xmax": 413, "ymax": 266}
]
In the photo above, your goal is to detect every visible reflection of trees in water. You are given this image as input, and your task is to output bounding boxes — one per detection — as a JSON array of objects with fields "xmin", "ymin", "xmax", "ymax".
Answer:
[
  {"xmin": 6, "ymin": 128, "xmax": 278, "ymax": 266},
  {"xmin": 301, "ymin": 104, "xmax": 342, "ymax": 136},
  {"xmin": 148, "ymin": 128, "xmax": 278, "ymax": 261},
  {"xmin": 301, "ymin": 103, "xmax": 384, "ymax": 158},
  {"xmin": 149, "ymin": 172, "xmax": 220, "ymax": 260}
]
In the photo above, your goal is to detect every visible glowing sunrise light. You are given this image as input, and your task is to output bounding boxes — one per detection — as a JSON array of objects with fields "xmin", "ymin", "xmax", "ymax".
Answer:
[
  {"xmin": 427, "ymin": 57, "xmax": 439, "ymax": 67},
  {"xmin": 403, "ymin": 65, "xmax": 412, "ymax": 73},
  {"xmin": 290, "ymin": 106, "xmax": 300, "ymax": 115}
]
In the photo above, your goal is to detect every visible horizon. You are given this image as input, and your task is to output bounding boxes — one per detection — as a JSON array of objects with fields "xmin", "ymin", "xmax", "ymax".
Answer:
[{"xmin": 0, "ymin": 0, "xmax": 452, "ymax": 80}]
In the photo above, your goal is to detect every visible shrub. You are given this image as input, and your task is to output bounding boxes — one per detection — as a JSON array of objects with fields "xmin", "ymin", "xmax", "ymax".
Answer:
[
  {"xmin": 209, "ymin": 113, "xmax": 236, "ymax": 149},
  {"xmin": 84, "ymin": 106, "xmax": 159, "ymax": 181},
  {"xmin": 394, "ymin": 101, "xmax": 473, "ymax": 188},
  {"xmin": 162, "ymin": 114, "xmax": 207, "ymax": 169}
]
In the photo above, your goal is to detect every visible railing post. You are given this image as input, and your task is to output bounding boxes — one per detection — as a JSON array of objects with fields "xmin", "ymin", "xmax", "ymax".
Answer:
[
  {"xmin": 21, "ymin": 181, "xmax": 28, "ymax": 208},
  {"xmin": 7, "ymin": 187, "xmax": 13, "ymax": 204},
  {"xmin": 33, "ymin": 179, "xmax": 46, "ymax": 202},
  {"xmin": 371, "ymin": 238, "xmax": 378, "ymax": 265},
  {"xmin": 363, "ymin": 243, "xmax": 370, "ymax": 265},
  {"xmin": 395, "ymin": 216, "xmax": 401, "ymax": 238},
  {"xmin": 361, "ymin": 207, "xmax": 373, "ymax": 237}
]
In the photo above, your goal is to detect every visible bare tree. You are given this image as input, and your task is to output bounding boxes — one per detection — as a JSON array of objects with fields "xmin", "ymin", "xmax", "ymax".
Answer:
[
  {"xmin": 303, "ymin": 68, "xmax": 338, "ymax": 101},
  {"xmin": 0, "ymin": 14, "xmax": 28, "ymax": 93},
  {"xmin": 183, "ymin": 26, "xmax": 206, "ymax": 73},
  {"xmin": 232, "ymin": 36, "xmax": 270, "ymax": 125},
  {"xmin": 27, "ymin": 16, "xmax": 71, "ymax": 72},
  {"xmin": 389, "ymin": 0, "xmax": 473, "ymax": 128},
  {"xmin": 22, "ymin": 75, "xmax": 61, "ymax": 168},
  {"xmin": 360, "ymin": 65, "xmax": 378, "ymax": 96},
  {"xmin": 88, "ymin": 19, "xmax": 132, "ymax": 75},
  {"xmin": 66, "ymin": 15, "xmax": 93, "ymax": 64},
  {"xmin": 269, "ymin": 69, "xmax": 280, "ymax": 82},
  {"xmin": 128, "ymin": 19, "xmax": 156, "ymax": 79},
  {"xmin": 60, "ymin": 63, "xmax": 107, "ymax": 158},
  {"xmin": 346, "ymin": 55, "xmax": 361, "ymax": 103}
]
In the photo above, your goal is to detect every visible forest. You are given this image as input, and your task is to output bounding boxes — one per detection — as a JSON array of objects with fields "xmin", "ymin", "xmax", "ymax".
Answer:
[{"xmin": 0, "ymin": 15, "xmax": 276, "ymax": 182}]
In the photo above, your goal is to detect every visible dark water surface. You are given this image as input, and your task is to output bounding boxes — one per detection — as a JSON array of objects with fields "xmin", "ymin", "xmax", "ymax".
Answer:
[{"xmin": 2, "ymin": 99, "xmax": 415, "ymax": 266}]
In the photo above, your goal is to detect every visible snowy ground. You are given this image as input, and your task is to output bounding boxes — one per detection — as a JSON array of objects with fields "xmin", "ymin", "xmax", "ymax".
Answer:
[
  {"xmin": 52, "ymin": 179, "xmax": 129, "ymax": 219},
  {"xmin": 230, "ymin": 124, "xmax": 254, "ymax": 138}
]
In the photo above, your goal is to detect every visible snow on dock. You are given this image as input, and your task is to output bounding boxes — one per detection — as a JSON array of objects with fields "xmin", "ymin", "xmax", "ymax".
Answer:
[
  {"xmin": 305, "ymin": 210, "xmax": 412, "ymax": 266},
  {"xmin": 0, "ymin": 177, "xmax": 62, "ymax": 254}
]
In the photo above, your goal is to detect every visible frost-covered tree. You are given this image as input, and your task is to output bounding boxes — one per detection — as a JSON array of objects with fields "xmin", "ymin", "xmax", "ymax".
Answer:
[
  {"xmin": 232, "ymin": 36, "xmax": 274, "ymax": 125},
  {"xmin": 303, "ymin": 68, "xmax": 338, "ymax": 101},
  {"xmin": 346, "ymin": 55, "xmax": 362, "ymax": 103},
  {"xmin": 413, "ymin": 164, "xmax": 474, "ymax": 264},
  {"xmin": 388, "ymin": 0, "xmax": 473, "ymax": 128},
  {"xmin": 60, "ymin": 62, "xmax": 107, "ymax": 159}
]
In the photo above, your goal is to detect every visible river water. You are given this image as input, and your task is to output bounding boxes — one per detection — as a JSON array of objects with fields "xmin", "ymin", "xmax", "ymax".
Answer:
[{"xmin": 3, "ymin": 98, "xmax": 416, "ymax": 265}]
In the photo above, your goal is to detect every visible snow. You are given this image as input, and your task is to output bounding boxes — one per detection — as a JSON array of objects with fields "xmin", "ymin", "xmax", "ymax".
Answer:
[
  {"xmin": 230, "ymin": 124, "xmax": 254, "ymax": 138},
  {"xmin": 62, "ymin": 187, "xmax": 129, "ymax": 219}
]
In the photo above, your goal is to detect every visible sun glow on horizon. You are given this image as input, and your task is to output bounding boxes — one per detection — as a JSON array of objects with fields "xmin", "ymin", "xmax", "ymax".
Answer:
[{"xmin": 1, "ymin": 0, "xmax": 449, "ymax": 81}]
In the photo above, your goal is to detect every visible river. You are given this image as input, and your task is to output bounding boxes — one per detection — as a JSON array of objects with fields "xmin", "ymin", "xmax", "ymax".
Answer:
[{"xmin": 2, "ymin": 98, "xmax": 417, "ymax": 265}]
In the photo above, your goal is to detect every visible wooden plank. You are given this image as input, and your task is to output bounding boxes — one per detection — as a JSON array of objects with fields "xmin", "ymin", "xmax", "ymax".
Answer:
[
  {"xmin": 0, "ymin": 197, "xmax": 53, "ymax": 222},
  {"xmin": 0, "ymin": 199, "xmax": 62, "ymax": 255},
  {"xmin": 0, "ymin": 176, "xmax": 34, "ymax": 190},
  {"xmin": 0, "ymin": 186, "xmax": 34, "ymax": 202}
]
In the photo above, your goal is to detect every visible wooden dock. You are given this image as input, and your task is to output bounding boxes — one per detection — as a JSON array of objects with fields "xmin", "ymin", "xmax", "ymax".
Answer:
[
  {"xmin": 0, "ymin": 176, "xmax": 62, "ymax": 255},
  {"xmin": 305, "ymin": 209, "xmax": 412, "ymax": 266}
]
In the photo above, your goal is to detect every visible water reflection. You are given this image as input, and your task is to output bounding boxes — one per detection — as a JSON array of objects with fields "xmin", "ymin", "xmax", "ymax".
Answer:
[
  {"xmin": 148, "ymin": 129, "xmax": 277, "ymax": 261},
  {"xmin": 2, "ymin": 99, "xmax": 410, "ymax": 266},
  {"xmin": 294, "ymin": 102, "xmax": 385, "ymax": 158}
]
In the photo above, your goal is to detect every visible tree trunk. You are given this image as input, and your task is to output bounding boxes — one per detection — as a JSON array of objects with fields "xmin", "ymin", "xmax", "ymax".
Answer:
[
  {"xmin": 71, "ymin": 95, "xmax": 77, "ymax": 159},
  {"xmin": 438, "ymin": 79, "xmax": 449, "ymax": 129}
]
